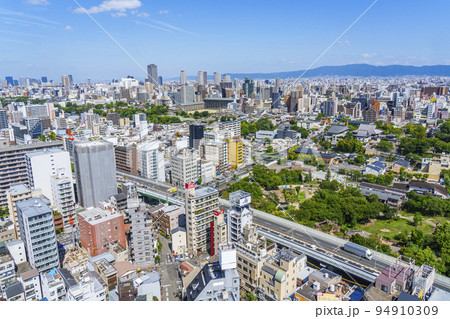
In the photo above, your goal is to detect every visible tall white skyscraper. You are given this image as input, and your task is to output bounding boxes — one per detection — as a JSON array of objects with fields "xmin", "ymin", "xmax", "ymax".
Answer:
[
  {"xmin": 25, "ymin": 148, "xmax": 72, "ymax": 206},
  {"xmin": 138, "ymin": 140, "xmax": 165, "ymax": 182},
  {"xmin": 197, "ymin": 71, "xmax": 207, "ymax": 85},
  {"xmin": 180, "ymin": 70, "xmax": 187, "ymax": 85},
  {"xmin": 214, "ymin": 72, "xmax": 221, "ymax": 86}
]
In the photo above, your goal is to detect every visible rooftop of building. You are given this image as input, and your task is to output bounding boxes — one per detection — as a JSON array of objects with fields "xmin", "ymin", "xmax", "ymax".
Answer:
[
  {"xmin": 5, "ymin": 281, "xmax": 24, "ymax": 299},
  {"xmin": 114, "ymin": 261, "xmax": 136, "ymax": 279},
  {"xmin": 192, "ymin": 186, "xmax": 218, "ymax": 199},
  {"xmin": 25, "ymin": 147, "xmax": 67, "ymax": 158},
  {"xmin": 78, "ymin": 207, "xmax": 122, "ymax": 225},
  {"xmin": 21, "ymin": 268, "xmax": 39, "ymax": 281},
  {"xmin": 7, "ymin": 184, "xmax": 30, "ymax": 196},
  {"xmin": 16, "ymin": 198, "xmax": 52, "ymax": 218},
  {"xmin": 58, "ymin": 267, "xmax": 78, "ymax": 288},
  {"xmin": 0, "ymin": 140, "xmax": 62, "ymax": 152}
]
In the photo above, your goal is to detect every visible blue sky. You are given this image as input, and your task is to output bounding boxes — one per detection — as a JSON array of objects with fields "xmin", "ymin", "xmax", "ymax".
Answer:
[{"xmin": 1, "ymin": 0, "xmax": 450, "ymax": 82}]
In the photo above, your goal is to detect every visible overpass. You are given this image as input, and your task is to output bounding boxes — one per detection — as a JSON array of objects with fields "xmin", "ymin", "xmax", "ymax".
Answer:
[{"xmin": 219, "ymin": 198, "xmax": 450, "ymax": 292}]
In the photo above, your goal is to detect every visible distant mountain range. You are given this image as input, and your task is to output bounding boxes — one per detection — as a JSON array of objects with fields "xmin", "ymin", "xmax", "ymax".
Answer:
[{"xmin": 181, "ymin": 64, "xmax": 450, "ymax": 80}]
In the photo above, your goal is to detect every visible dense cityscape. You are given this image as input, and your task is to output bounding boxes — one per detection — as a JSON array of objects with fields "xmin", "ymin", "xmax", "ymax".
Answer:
[
  {"xmin": 1, "ymin": 0, "xmax": 450, "ymax": 309},
  {"xmin": 0, "ymin": 65, "xmax": 449, "ymax": 302}
]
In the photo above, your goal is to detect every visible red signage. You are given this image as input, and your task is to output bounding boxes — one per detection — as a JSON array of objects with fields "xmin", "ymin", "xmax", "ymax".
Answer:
[{"xmin": 185, "ymin": 182, "xmax": 195, "ymax": 189}]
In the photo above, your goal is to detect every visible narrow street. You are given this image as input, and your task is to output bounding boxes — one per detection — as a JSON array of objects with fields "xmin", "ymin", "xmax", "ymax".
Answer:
[{"xmin": 158, "ymin": 234, "xmax": 182, "ymax": 301}]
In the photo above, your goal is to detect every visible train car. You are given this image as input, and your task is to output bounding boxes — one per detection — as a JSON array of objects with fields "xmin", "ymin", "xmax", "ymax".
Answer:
[{"xmin": 343, "ymin": 242, "xmax": 373, "ymax": 260}]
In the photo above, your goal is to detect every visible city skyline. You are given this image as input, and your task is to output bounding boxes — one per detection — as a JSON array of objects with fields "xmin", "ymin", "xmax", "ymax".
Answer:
[{"xmin": 1, "ymin": 0, "xmax": 450, "ymax": 81}]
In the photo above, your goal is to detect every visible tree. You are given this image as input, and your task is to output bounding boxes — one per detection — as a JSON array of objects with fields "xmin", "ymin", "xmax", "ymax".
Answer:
[
  {"xmin": 266, "ymin": 145, "xmax": 274, "ymax": 153},
  {"xmin": 197, "ymin": 177, "xmax": 202, "ymax": 185},
  {"xmin": 326, "ymin": 169, "xmax": 331, "ymax": 181},
  {"xmin": 377, "ymin": 140, "xmax": 394, "ymax": 152},
  {"xmin": 410, "ymin": 229, "xmax": 425, "ymax": 248},
  {"xmin": 336, "ymin": 138, "xmax": 364, "ymax": 154},
  {"xmin": 49, "ymin": 131, "xmax": 56, "ymax": 141},
  {"xmin": 39, "ymin": 134, "xmax": 46, "ymax": 142},
  {"xmin": 413, "ymin": 212, "xmax": 423, "ymax": 227}
]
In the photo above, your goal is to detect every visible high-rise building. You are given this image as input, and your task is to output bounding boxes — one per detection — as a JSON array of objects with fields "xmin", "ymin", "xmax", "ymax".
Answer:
[
  {"xmin": 128, "ymin": 200, "xmax": 155, "ymax": 269},
  {"xmin": 138, "ymin": 140, "xmax": 165, "ymax": 182},
  {"xmin": 181, "ymin": 85, "xmax": 195, "ymax": 104},
  {"xmin": 158, "ymin": 76, "xmax": 163, "ymax": 86},
  {"xmin": 226, "ymin": 137, "xmax": 243, "ymax": 169},
  {"xmin": 243, "ymin": 78, "xmax": 255, "ymax": 96},
  {"xmin": 214, "ymin": 72, "xmax": 221, "ymax": 86},
  {"xmin": 5, "ymin": 76, "xmax": 14, "ymax": 86},
  {"xmin": 210, "ymin": 209, "xmax": 228, "ymax": 256},
  {"xmin": 189, "ymin": 124, "xmax": 204, "ymax": 149},
  {"xmin": 50, "ymin": 172, "xmax": 76, "ymax": 233},
  {"xmin": 0, "ymin": 244, "xmax": 15, "ymax": 299},
  {"xmin": 218, "ymin": 120, "xmax": 241, "ymax": 138},
  {"xmin": 147, "ymin": 64, "xmax": 158, "ymax": 86},
  {"xmin": 41, "ymin": 77, "xmax": 48, "ymax": 83},
  {"xmin": 197, "ymin": 71, "xmax": 207, "ymax": 85},
  {"xmin": 180, "ymin": 70, "xmax": 187, "ymax": 85},
  {"xmin": 16, "ymin": 198, "xmax": 60, "ymax": 272},
  {"xmin": 0, "ymin": 141, "xmax": 63, "ymax": 206},
  {"xmin": 74, "ymin": 140, "xmax": 117, "ymax": 208},
  {"xmin": 201, "ymin": 141, "xmax": 228, "ymax": 173},
  {"xmin": 114, "ymin": 144, "xmax": 139, "ymax": 176},
  {"xmin": 61, "ymin": 75, "xmax": 70, "ymax": 87},
  {"xmin": 0, "ymin": 109, "xmax": 8, "ymax": 130},
  {"xmin": 23, "ymin": 118, "xmax": 42, "ymax": 139},
  {"xmin": 170, "ymin": 148, "xmax": 201, "ymax": 187},
  {"xmin": 227, "ymin": 191, "xmax": 253, "ymax": 243},
  {"xmin": 185, "ymin": 185, "xmax": 219, "ymax": 253},
  {"xmin": 78, "ymin": 207, "xmax": 126, "ymax": 257},
  {"xmin": 25, "ymin": 148, "xmax": 72, "ymax": 207}
]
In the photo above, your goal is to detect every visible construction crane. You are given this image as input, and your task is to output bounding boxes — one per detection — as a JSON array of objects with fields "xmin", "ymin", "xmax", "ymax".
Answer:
[{"xmin": 68, "ymin": 118, "xmax": 87, "ymax": 141}]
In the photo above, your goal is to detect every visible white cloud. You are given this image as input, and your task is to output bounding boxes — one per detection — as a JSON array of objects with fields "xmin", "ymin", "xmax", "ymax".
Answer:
[
  {"xmin": 361, "ymin": 53, "xmax": 377, "ymax": 58},
  {"xmin": 136, "ymin": 12, "xmax": 149, "ymax": 17},
  {"xmin": 74, "ymin": 0, "xmax": 142, "ymax": 14},
  {"xmin": 111, "ymin": 12, "xmax": 127, "ymax": 18},
  {"xmin": 65, "ymin": 25, "xmax": 73, "ymax": 31},
  {"xmin": 159, "ymin": 10, "xmax": 169, "ymax": 15},
  {"xmin": 26, "ymin": 0, "xmax": 50, "ymax": 5}
]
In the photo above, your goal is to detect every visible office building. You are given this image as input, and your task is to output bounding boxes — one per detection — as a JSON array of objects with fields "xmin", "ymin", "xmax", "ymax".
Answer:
[
  {"xmin": 23, "ymin": 118, "xmax": 42, "ymax": 139},
  {"xmin": 197, "ymin": 71, "xmax": 207, "ymax": 85},
  {"xmin": 170, "ymin": 148, "xmax": 201, "ymax": 187},
  {"xmin": 41, "ymin": 77, "xmax": 47, "ymax": 83},
  {"xmin": 16, "ymin": 198, "xmax": 60, "ymax": 272},
  {"xmin": 186, "ymin": 243, "xmax": 240, "ymax": 301},
  {"xmin": 74, "ymin": 140, "xmax": 117, "ymax": 208},
  {"xmin": 129, "ymin": 200, "xmax": 155, "ymax": 269},
  {"xmin": 219, "ymin": 120, "xmax": 241, "ymax": 137},
  {"xmin": 0, "ymin": 141, "xmax": 63, "ymax": 206},
  {"xmin": 151, "ymin": 204, "xmax": 185, "ymax": 236},
  {"xmin": 185, "ymin": 185, "xmax": 219, "ymax": 253},
  {"xmin": 201, "ymin": 141, "xmax": 228, "ymax": 173},
  {"xmin": 189, "ymin": 124, "xmax": 204, "ymax": 150},
  {"xmin": 210, "ymin": 209, "xmax": 228, "ymax": 256},
  {"xmin": 181, "ymin": 85, "xmax": 195, "ymax": 104},
  {"xmin": 78, "ymin": 207, "xmax": 126, "ymax": 257},
  {"xmin": 259, "ymin": 248, "xmax": 300, "ymax": 301},
  {"xmin": 227, "ymin": 191, "xmax": 253, "ymax": 243},
  {"xmin": 138, "ymin": 140, "xmax": 165, "ymax": 182},
  {"xmin": 114, "ymin": 143, "xmax": 139, "ymax": 176},
  {"xmin": 5, "ymin": 76, "xmax": 14, "ymax": 86},
  {"xmin": 61, "ymin": 75, "xmax": 70, "ymax": 87},
  {"xmin": 180, "ymin": 70, "xmax": 187, "ymax": 85},
  {"xmin": 243, "ymin": 78, "xmax": 255, "ymax": 96},
  {"xmin": 25, "ymin": 148, "xmax": 72, "ymax": 207},
  {"xmin": 214, "ymin": 72, "xmax": 221, "ymax": 86},
  {"xmin": 0, "ymin": 109, "xmax": 8, "ymax": 130},
  {"xmin": 147, "ymin": 64, "xmax": 158, "ymax": 86},
  {"xmin": 226, "ymin": 137, "xmax": 243, "ymax": 169}
]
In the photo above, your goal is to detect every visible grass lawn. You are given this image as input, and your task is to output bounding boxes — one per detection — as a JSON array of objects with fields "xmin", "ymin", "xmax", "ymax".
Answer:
[
  {"xmin": 357, "ymin": 218, "xmax": 434, "ymax": 241},
  {"xmin": 297, "ymin": 191, "xmax": 306, "ymax": 203}
]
